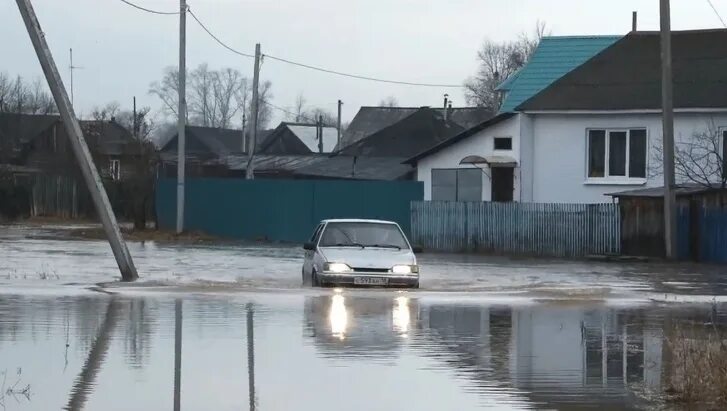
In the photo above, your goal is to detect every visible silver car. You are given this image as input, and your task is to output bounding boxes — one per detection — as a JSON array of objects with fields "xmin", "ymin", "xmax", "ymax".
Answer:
[{"xmin": 302, "ymin": 219, "xmax": 421, "ymax": 288}]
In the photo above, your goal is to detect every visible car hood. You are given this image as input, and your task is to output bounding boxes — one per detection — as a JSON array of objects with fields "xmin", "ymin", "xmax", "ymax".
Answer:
[{"xmin": 320, "ymin": 247, "xmax": 415, "ymax": 269}]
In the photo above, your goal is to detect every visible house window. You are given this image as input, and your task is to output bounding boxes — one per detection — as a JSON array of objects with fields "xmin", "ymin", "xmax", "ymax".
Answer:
[
  {"xmin": 109, "ymin": 159, "xmax": 121, "ymax": 181},
  {"xmin": 587, "ymin": 129, "xmax": 646, "ymax": 180},
  {"xmin": 431, "ymin": 169, "xmax": 482, "ymax": 201},
  {"xmin": 494, "ymin": 137, "xmax": 513, "ymax": 150}
]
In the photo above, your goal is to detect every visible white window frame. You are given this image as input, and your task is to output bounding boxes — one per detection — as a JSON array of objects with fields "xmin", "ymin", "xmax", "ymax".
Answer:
[
  {"xmin": 585, "ymin": 128, "xmax": 648, "ymax": 185},
  {"xmin": 109, "ymin": 159, "xmax": 121, "ymax": 181},
  {"xmin": 493, "ymin": 136, "xmax": 513, "ymax": 151}
]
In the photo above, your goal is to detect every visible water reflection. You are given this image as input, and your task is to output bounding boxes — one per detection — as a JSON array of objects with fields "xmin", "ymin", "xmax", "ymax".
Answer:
[
  {"xmin": 66, "ymin": 299, "xmax": 122, "ymax": 411},
  {"xmin": 304, "ymin": 294, "xmax": 419, "ymax": 359},
  {"xmin": 1, "ymin": 292, "xmax": 727, "ymax": 410}
]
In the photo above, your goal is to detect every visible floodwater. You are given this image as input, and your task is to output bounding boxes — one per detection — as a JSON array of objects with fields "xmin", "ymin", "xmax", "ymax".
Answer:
[{"xmin": 1, "ymin": 224, "xmax": 727, "ymax": 410}]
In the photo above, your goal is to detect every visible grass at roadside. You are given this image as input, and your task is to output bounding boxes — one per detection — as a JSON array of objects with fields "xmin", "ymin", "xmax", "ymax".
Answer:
[
  {"xmin": 65, "ymin": 226, "xmax": 225, "ymax": 244},
  {"xmin": 664, "ymin": 320, "xmax": 727, "ymax": 406}
]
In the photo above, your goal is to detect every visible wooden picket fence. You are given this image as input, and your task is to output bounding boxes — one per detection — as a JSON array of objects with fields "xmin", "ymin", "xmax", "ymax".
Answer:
[{"xmin": 411, "ymin": 201, "xmax": 621, "ymax": 257}]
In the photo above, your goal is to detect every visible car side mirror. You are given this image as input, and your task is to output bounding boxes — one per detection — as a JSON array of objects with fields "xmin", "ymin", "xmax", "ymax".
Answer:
[
  {"xmin": 303, "ymin": 242, "xmax": 316, "ymax": 251},
  {"xmin": 412, "ymin": 246, "xmax": 423, "ymax": 254}
]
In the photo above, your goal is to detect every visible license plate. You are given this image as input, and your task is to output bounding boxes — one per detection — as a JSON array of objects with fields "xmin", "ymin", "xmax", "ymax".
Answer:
[{"xmin": 354, "ymin": 277, "xmax": 389, "ymax": 286}]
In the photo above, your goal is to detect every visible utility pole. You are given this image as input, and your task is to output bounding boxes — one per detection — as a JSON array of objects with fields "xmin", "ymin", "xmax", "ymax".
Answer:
[
  {"xmin": 69, "ymin": 48, "xmax": 82, "ymax": 106},
  {"xmin": 660, "ymin": 0, "xmax": 677, "ymax": 258},
  {"xmin": 133, "ymin": 96, "xmax": 137, "ymax": 138},
  {"xmin": 173, "ymin": 299, "xmax": 182, "ymax": 411},
  {"xmin": 247, "ymin": 303, "xmax": 256, "ymax": 411},
  {"xmin": 15, "ymin": 0, "xmax": 138, "ymax": 281},
  {"xmin": 176, "ymin": 0, "xmax": 187, "ymax": 234},
  {"xmin": 318, "ymin": 115, "xmax": 324, "ymax": 153},
  {"xmin": 337, "ymin": 99, "xmax": 343, "ymax": 147},
  {"xmin": 245, "ymin": 43, "xmax": 261, "ymax": 180},
  {"xmin": 241, "ymin": 112, "xmax": 246, "ymax": 152}
]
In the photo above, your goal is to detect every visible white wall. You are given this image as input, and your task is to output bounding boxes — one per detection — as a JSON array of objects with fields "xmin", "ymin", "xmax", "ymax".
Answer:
[
  {"xmin": 416, "ymin": 115, "xmax": 521, "ymax": 201},
  {"xmin": 530, "ymin": 112, "xmax": 727, "ymax": 203}
]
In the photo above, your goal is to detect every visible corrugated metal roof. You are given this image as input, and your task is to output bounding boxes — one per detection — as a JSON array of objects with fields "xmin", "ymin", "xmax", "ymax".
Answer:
[
  {"xmin": 607, "ymin": 184, "xmax": 718, "ymax": 198},
  {"xmin": 169, "ymin": 153, "xmax": 413, "ymax": 180},
  {"xmin": 498, "ymin": 35, "xmax": 622, "ymax": 113},
  {"xmin": 341, "ymin": 106, "xmax": 493, "ymax": 149},
  {"xmin": 287, "ymin": 124, "xmax": 338, "ymax": 153}
]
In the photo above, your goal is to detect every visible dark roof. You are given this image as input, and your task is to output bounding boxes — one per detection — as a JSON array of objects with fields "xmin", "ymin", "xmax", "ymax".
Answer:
[
  {"xmin": 607, "ymin": 184, "xmax": 723, "ymax": 198},
  {"xmin": 341, "ymin": 106, "xmax": 493, "ymax": 149},
  {"xmin": 294, "ymin": 156, "xmax": 413, "ymax": 180},
  {"xmin": 161, "ymin": 126, "xmax": 274, "ymax": 156},
  {"xmin": 79, "ymin": 120, "xmax": 135, "ymax": 155},
  {"xmin": 259, "ymin": 122, "xmax": 338, "ymax": 154},
  {"xmin": 497, "ymin": 35, "xmax": 621, "ymax": 113},
  {"xmin": 0, "ymin": 113, "xmax": 60, "ymax": 161},
  {"xmin": 518, "ymin": 29, "xmax": 727, "ymax": 111},
  {"xmin": 338, "ymin": 107, "xmax": 465, "ymax": 157},
  {"xmin": 404, "ymin": 113, "xmax": 516, "ymax": 165},
  {"xmin": 175, "ymin": 154, "xmax": 413, "ymax": 180}
]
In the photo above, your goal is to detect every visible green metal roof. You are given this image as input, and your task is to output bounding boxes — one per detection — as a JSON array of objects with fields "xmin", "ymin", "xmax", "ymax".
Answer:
[{"xmin": 498, "ymin": 35, "xmax": 622, "ymax": 113}]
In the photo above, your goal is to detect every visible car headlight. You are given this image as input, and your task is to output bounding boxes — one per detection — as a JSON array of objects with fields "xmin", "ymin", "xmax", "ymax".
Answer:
[
  {"xmin": 324, "ymin": 262, "xmax": 353, "ymax": 273},
  {"xmin": 391, "ymin": 265, "xmax": 419, "ymax": 275}
]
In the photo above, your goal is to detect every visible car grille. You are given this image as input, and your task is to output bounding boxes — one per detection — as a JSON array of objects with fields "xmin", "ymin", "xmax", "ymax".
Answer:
[{"xmin": 352, "ymin": 267, "xmax": 389, "ymax": 273}]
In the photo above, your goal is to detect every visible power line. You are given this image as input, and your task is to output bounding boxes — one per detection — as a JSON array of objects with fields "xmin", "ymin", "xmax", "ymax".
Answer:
[
  {"xmin": 263, "ymin": 101, "xmax": 319, "ymax": 124},
  {"xmin": 187, "ymin": 9, "xmax": 255, "ymax": 58},
  {"xmin": 118, "ymin": 0, "xmax": 179, "ymax": 15},
  {"xmin": 263, "ymin": 54, "xmax": 465, "ymax": 88},
  {"xmin": 184, "ymin": 7, "xmax": 463, "ymax": 88},
  {"xmin": 707, "ymin": 0, "xmax": 727, "ymax": 27}
]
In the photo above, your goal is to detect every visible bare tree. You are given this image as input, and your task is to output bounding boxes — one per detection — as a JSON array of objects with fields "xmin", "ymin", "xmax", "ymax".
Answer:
[
  {"xmin": 90, "ymin": 102, "xmax": 121, "ymax": 121},
  {"xmin": 148, "ymin": 66, "xmax": 181, "ymax": 118},
  {"xmin": 464, "ymin": 21, "xmax": 548, "ymax": 110},
  {"xmin": 150, "ymin": 64, "xmax": 257, "ymax": 130},
  {"xmin": 188, "ymin": 63, "xmax": 215, "ymax": 127},
  {"xmin": 379, "ymin": 96, "xmax": 399, "ymax": 107},
  {"xmin": 213, "ymin": 68, "xmax": 246, "ymax": 129},
  {"xmin": 652, "ymin": 121, "xmax": 727, "ymax": 189},
  {"xmin": 291, "ymin": 93, "xmax": 307, "ymax": 122},
  {"xmin": 0, "ymin": 72, "xmax": 11, "ymax": 112},
  {"xmin": 25, "ymin": 79, "xmax": 56, "ymax": 114},
  {"xmin": 252, "ymin": 80, "xmax": 273, "ymax": 130},
  {"xmin": 0, "ymin": 73, "xmax": 57, "ymax": 115}
]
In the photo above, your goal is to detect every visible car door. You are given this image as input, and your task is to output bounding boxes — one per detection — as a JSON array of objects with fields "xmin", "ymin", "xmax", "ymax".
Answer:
[{"xmin": 303, "ymin": 223, "xmax": 324, "ymax": 276}]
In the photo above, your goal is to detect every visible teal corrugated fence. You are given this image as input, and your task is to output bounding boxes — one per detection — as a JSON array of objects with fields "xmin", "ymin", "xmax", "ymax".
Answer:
[
  {"xmin": 411, "ymin": 201, "xmax": 621, "ymax": 257},
  {"xmin": 156, "ymin": 178, "xmax": 424, "ymax": 243}
]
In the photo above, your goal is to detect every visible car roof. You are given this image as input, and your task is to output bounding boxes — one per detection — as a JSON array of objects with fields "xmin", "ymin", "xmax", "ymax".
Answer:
[{"xmin": 321, "ymin": 219, "xmax": 397, "ymax": 225}]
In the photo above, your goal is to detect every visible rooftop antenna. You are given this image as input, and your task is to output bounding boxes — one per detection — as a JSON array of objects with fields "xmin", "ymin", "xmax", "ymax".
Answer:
[
  {"xmin": 443, "ymin": 93, "xmax": 449, "ymax": 121},
  {"xmin": 69, "ymin": 48, "xmax": 83, "ymax": 106}
]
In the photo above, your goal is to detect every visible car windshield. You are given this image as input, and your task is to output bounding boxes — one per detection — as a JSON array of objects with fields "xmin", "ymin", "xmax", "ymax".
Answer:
[{"xmin": 319, "ymin": 222, "xmax": 409, "ymax": 249}]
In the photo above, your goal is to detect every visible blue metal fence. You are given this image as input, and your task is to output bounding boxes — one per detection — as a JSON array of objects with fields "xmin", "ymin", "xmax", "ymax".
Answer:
[
  {"xmin": 156, "ymin": 178, "xmax": 423, "ymax": 243},
  {"xmin": 678, "ymin": 205, "xmax": 727, "ymax": 263},
  {"xmin": 411, "ymin": 201, "xmax": 621, "ymax": 257}
]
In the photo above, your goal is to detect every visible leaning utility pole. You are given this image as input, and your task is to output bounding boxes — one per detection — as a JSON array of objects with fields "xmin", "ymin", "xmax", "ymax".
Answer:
[
  {"xmin": 660, "ymin": 0, "xmax": 677, "ymax": 258},
  {"xmin": 337, "ymin": 99, "xmax": 343, "ymax": 147},
  {"xmin": 176, "ymin": 0, "xmax": 187, "ymax": 233},
  {"xmin": 15, "ymin": 0, "xmax": 138, "ymax": 281},
  {"xmin": 245, "ymin": 43, "xmax": 262, "ymax": 180}
]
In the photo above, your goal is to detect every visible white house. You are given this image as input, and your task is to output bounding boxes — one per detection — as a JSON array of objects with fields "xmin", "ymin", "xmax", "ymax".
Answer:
[{"xmin": 407, "ymin": 29, "xmax": 727, "ymax": 203}]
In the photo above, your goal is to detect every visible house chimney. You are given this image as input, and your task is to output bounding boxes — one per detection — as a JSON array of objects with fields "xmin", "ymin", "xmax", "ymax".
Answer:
[
  {"xmin": 632, "ymin": 11, "xmax": 638, "ymax": 32},
  {"xmin": 443, "ymin": 94, "xmax": 449, "ymax": 121}
]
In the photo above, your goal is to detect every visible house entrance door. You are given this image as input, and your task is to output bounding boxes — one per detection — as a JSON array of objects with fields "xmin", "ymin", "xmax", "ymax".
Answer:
[{"xmin": 491, "ymin": 167, "xmax": 514, "ymax": 202}]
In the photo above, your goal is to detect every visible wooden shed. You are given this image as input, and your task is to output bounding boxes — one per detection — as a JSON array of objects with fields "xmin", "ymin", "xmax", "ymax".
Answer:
[{"xmin": 609, "ymin": 186, "xmax": 727, "ymax": 262}]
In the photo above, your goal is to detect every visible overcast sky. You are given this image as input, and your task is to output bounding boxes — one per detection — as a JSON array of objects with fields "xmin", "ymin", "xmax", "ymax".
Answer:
[{"xmin": 1, "ymin": 0, "xmax": 725, "ymax": 126}]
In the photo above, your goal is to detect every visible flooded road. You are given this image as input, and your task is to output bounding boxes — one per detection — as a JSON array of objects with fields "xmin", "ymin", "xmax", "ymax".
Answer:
[
  {"xmin": 1, "ymin": 292, "xmax": 725, "ymax": 410},
  {"xmin": 1, "ymin": 224, "xmax": 726, "ymax": 302},
  {"xmin": 1, "ymin": 224, "xmax": 727, "ymax": 409}
]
